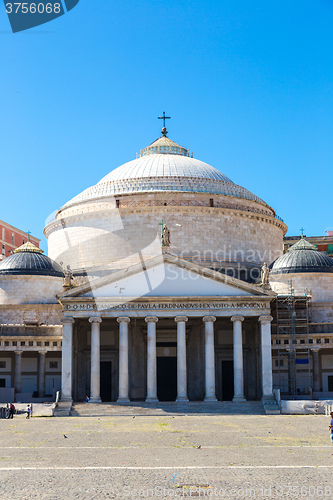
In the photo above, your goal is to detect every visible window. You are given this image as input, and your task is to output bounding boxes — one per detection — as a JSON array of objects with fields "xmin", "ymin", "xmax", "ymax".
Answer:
[
  {"xmin": 0, "ymin": 361, "xmax": 6, "ymax": 369},
  {"xmin": 11, "ymin": 233, "xmax": 14, "ymax": 245},
  {"xmin": 12, "ymin": 341, "xmax": 17, "ymax": 346},
  {"xmin": 209, "ymin": 198, "xmax": 214, "ymax": 207},
  {"xmin": 53, "ymin": 341, "xmax": 57, "ymax": 347},
  {"xmin": 45, "ymin": 342, "xmax": 49, "ymax": 346},
  {"xmin": 276, "ymin": 339, "xmax": 281, "ymax": 344},
  {"xmin": 300, "ymin": 339, "xmax": 305, "ymax": 344},
  {"xmin": 4, "ymin": 341, "xmax": 9, "ymax": 346},
  {"xmin": 325, "ymin": 339, "xmax": 330, "ymax": 344},
  {"xmin": 317, "ymin": 339, "xmax": 321, "ymax": 344},
  {"xmin": 21, "ymin": 341, "xmax": 25, "ymax": 346},
  {"xmin": 1, "ymin": 228, "xmax": 5, "ymax": 240},
  {"xmin": 50, "ymin": 361, "xmax": 58, "ymax": 369},
  {"xmin": 0, "ymin": 379, "xmax": 5, "ymax": 388},
  {"xmin": 2, "ymin": 244, "xmax": 5, "ymax": 256},
  {"xmin": 309, "ymin": 339, "xmax": 313, "ymax": 344},
  {"xmin": 37, "ymin": 341, "xmax": 41, "ymax": 346},
  {"xmin": 284, "ymin": 339, "xmax": 289, "ymax": 344},
  {"xmin": 29, "ymin": 341, "xmax": 33, "ymax": 346},
  {"xmin": 275, "ymin": 359, "xmax": 284, "ymax": 367}
]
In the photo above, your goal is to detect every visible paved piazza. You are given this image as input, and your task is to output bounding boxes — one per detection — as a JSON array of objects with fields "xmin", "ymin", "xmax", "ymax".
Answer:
[{"xmin": 1, "ymin": 413, "xmax": 333, "ymax": 499}]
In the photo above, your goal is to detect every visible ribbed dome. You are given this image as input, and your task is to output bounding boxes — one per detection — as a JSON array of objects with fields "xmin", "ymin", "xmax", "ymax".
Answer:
[
  {"xmin": 270, "ymin": 237, "xmax": 333, "ymax": 275},
  {"xmin": 100, "ymin": 154, "xmax": 233, "ymax": 183},
  {"xmin": 62, "ymin": 135, "xmax": 267, "ymax": 209},
  {"xmin": 0, "ymin": 242, "xmax": 64, "ymax": 277}
]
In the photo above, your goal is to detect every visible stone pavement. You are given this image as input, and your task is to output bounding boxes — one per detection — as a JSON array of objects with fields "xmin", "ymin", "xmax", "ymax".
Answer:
[{"xmin": 0, "ymin": 414, "xmax": 333, "ymax": 499}]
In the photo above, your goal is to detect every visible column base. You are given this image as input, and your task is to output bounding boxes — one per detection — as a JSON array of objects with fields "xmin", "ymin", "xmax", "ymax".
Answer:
[
  {"xmin": 262, "ymin": 394, "xmax": 274, "ymax": 404},
  {"xmin": 89, "ymin": 397, "xmax": 102, "ymax": 403},
  {"xmin": 233, "ymin": 396, "xmax": 246, "ymax": 402},
  {"xmin": 117, "ymin": 398, "xmax": 130, "ymax": 403},
  {"xmin": 145, "ymin": 397, "xmax": 159, "ymax": 403},
  {"xmin": 176, "ymin": 397, "xmax": 189, "ymax": 403},
  {"xmin": 204, "ymin": 396, "xmax": 218, "ymax": 402},
  {"xmin": 60, "ymin": 396, "xmax": 73, "ymax": 403}
]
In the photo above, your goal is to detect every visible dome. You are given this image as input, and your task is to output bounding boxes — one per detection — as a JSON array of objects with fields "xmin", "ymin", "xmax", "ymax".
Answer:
[
  {"xmin": 270, "ymin": 237, "xmax": 333, "ymax": 275},
  {"xmin": 61, "ymin": 135, "xmax": 267, "ymax": 209},
  {"xmin": 0, "ymin": 241, "xmax": 64, "ymax": 277}
]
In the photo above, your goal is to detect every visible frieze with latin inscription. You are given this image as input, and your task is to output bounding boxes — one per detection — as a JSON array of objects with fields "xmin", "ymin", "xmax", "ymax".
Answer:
[{"xmin": 64, "ymin": 301, "xmax": 268, "ymax": 311}]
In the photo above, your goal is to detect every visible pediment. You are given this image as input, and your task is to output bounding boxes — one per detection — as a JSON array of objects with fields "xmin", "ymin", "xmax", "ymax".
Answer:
[{"xmin": 58, "ymin": 253, "xmax": 274, "ymax": 301}]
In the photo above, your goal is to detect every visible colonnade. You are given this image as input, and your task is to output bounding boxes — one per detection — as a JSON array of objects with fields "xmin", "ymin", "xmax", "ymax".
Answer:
[{"xmin": 61, "ymin": 315, "xmax": 274, "ymax": 403}]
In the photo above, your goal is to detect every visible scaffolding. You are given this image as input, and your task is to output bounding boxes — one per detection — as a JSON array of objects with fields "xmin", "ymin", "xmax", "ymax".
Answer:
[{"xmin": 274, "ymin": 280, "xmax": 312, "ymax": 398}]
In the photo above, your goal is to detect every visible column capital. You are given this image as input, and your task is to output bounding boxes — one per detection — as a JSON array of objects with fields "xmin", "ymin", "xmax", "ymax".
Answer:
[
  {"xmin": 89, "ymin": 317, "xmax": 102, "ymax": 324},
  {"xmin": 310, "ymin": 347, "xmax": 321, "ymax": 353},
  {"xmin": 259, "ymin": 315, "xmax": 273, "ymax": 324},
  {"xmin": 62, "ymin": 317, "xmax": 75, "ymax": 325},
  {"xmin": 203, "ymin": 316, "xmax": 216, "ymax": 323},
  {"xmin": 38, "ymin": 351, "xmax": 47, "ymax": 356},
  {"xmin": 14, "ymin": 350, "xmax": 23, "ymax": 356},
  {"xmin": 231, "ymin": 315, "xmax": 244, "ymax": 323},
  {"xmin": 174, "ymin": 316, "xmax": 188, "ymax": 323},
  {"xmin": 117, "ymin": 317, "xmax": 130, "ymax": 324},
  {"xmin": 145, "ymin": 316, "xmax": 158, "ymax": 323}
]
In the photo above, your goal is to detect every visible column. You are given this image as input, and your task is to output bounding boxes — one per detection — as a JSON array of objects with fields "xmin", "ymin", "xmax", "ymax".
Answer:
[
  {"xmin": 203, "ymin": 316, "xmax": 217, "ymax": 401},
  {"xmin": 117, "ymin": 317, "xmax": 130, "ymax": 403},
  {"xmin": 231, "ymin": 316, "xmax": 246, "ymax": 402},
  {"xmin": 14, "ymin": 351, "xmax": 23, "ymax": 395},
  {"xmin": 38, "ymin": 351, "xmax": 46, "ymax": 398},
  {"xmin": 259, "ymin": 315, "xmax": 274, "ymax": 400},
  {"xmin": 175, "ymin": 316, "xmax": 189, "ymax": 402},
  {"xmin": 311, "ymin": 348, "xmax": 321, "ymax": 393},
  {"xmin": 145, "ymin": 316, "xmax": 158, "ymax": 402},
  {"xmin": 61, "ymin": 318, "xmax": 74, "ymax": 402},
  {"xmin": 89, "ymin": 317, "xmax": 102, "ymax": 403}
]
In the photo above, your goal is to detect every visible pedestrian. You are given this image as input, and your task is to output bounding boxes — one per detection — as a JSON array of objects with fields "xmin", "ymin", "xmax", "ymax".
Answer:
[
  {"xmin": 7, "ymin": 403, "xmax": 15, "ymax": 419},
  {"xmin": 26, "ymin": 404, "xmax": 32, "ymax": 419},
  {"xmin": 85, "ymin": 395, "xmax": 89, "ymax": 403}
]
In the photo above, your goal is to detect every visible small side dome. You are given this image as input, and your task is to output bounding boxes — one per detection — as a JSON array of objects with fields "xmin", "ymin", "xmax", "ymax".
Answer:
[
  {"xmin": 270, "ymin": 237, "xmax": 333, "ymax": 275},
  {"xmin": 0, "ymin": 241, "xmax": 64, "ymax": 277}
]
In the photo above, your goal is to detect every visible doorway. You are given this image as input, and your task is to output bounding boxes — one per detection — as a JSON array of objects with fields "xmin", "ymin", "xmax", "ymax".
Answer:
[
  {"xmin": 157, "ymin": 357, "xmax": 177, "ymax": 401},
  {"xmin": 100, "ymin": 361, "xmax": 112, "ymax": 402},
  {"xmin": 328, "ymin": 376, "xmax": 333, "ymax": 392},
  {"xmin": 221, "ymin": 360, "xmax": 234, "ymax": 401}
]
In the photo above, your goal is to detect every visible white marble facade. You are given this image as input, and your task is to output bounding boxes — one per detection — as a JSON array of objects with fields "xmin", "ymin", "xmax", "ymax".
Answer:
[{"xmin": 57, "ymin": 254, "xmax": 275, "ymax": 403}]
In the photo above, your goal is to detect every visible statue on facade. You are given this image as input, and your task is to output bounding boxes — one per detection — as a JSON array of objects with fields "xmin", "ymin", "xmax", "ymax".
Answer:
[
  {"xmin": 63, "ymin": 265, "xmax": 74, "ymax": 289},
  {"xmin": 162, "ymin": 224, "xmax": 171, "ymax": 247},
  {"xmin": 260, "ymin": 262, "xmax": 270, "ymax": 286}
]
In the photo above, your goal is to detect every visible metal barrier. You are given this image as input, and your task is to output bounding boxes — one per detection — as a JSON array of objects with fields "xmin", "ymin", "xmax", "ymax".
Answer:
[
  {"xmin": 0, "ymin": 407, "xmax": 8, "ymax": 419},
  {"xmin": 325, "ymin": 404, "xmax": 333, "ymax": 416}
]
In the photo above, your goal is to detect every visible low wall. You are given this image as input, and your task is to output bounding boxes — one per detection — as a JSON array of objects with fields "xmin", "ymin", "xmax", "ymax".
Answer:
[
  {"xmin": 0, "ymin": 403, "xmax": 56, "ymax": 417},
  {"xmin": 281, "ymin": 400, "xmax": 333, "ymax": 415}
]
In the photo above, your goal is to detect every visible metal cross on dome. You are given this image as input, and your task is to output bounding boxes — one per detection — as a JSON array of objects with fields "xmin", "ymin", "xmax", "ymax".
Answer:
[
  {"xmin": 300, "ymin": 227, "xmax": 305, "ymax": 237},
  {"xmin": 158, "ymin": 111, "xmax": 171, "ymax": 128},
  {"xmin": 27, "ymin": 230, "xmax": 31, "ymax": 242}
]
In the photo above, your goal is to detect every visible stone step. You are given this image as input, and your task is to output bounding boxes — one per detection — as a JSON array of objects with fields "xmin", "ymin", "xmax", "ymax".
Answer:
[
  {"xmin": 70, "ymin": 401, "xmax": 266, "ymax": 417},
  {"xmin": 263, "ymin": 403, "xmax": 281, "ymax": 415},
  {"xmin": 54, "ymin": 402, "xmax": 72, "ymax": 417}
]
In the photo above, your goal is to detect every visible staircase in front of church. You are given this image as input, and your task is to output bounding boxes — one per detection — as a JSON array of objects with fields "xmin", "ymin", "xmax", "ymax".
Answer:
[{"xmin": 70, "ymin": 401, "xmax": 266, "ymax": 417}]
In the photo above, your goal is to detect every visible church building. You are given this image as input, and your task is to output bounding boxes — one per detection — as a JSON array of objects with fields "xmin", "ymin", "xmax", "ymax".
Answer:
[{"xmin": 0, "ymin": 127, "xmax": 332, "ymax": 408}]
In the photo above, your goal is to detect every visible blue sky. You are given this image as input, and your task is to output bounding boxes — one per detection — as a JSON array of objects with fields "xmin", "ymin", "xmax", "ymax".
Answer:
[{"xmin": 1, "ymin": 0, "xmax": 333, "ymax": 250}]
